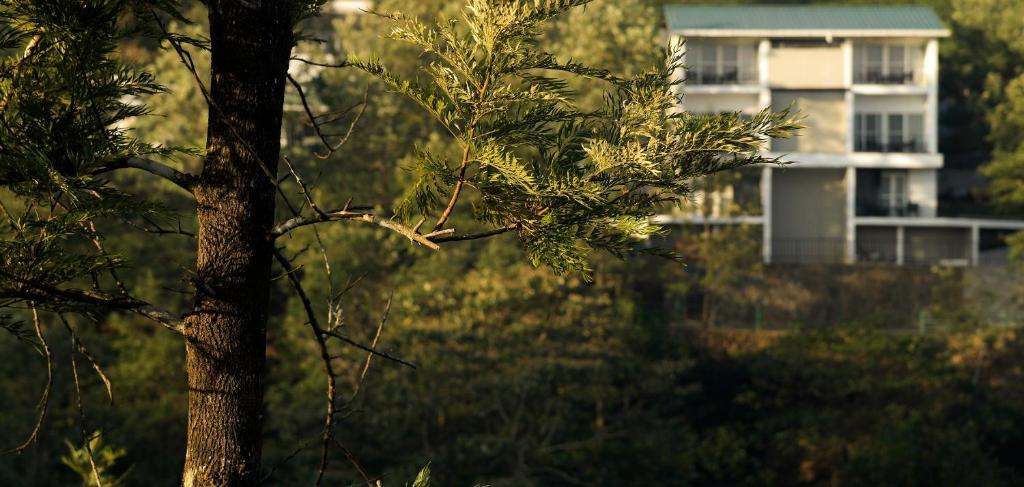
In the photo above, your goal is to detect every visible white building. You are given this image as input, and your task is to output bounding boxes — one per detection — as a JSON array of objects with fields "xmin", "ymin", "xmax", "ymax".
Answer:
[{"xmin": 658, "ymin": 4, "xmax": 1024, "ymax": 266}]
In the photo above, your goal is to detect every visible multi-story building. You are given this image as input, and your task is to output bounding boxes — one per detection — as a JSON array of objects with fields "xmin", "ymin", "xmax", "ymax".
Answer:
[{"xmin": 659, "ymin": 5, "xmax": 1024, "ymax": 266}]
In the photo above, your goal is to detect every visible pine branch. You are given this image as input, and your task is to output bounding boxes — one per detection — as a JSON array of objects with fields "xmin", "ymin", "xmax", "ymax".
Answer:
[
  {"xmin": 0, "ymin": 271, "xmax": 183, "ymax": 334},
  {"xmin": 92, "ymin": 157, "xmax": 195, "ymax": 193}
]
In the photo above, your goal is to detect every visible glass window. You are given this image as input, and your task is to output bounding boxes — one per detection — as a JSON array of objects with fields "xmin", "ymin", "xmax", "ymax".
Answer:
[
  {"xmin": 887, "ymin": 114, "xmax": 904, "ymax": 151},
  {"xmin": 699, "ymin": 44, "xmax": 717, "ymax": 83},
  {"xmin": 865, "ymin": 114, "xmax": 881, "ymax": 151},
  {"xmin": 720, "ymin": 45, "xmax": 738, "ymax": 82},
  {"xmin": 865, "ymin": 45, "xmax": 884, "ymax": 81},
  {"xmin": 908, "ymin": 114, "xmax": 924, "ymax": 152},
  {"xmin": 880, "ymin": 171, "xmax": 908, "ymax": 215},
  {"xmin": 855, "ymin": 113, "xmax": 882, "ymax": 152},
  {"xmin": 888, "ymin": 45, "xmax": 906, "ymax": 81}
]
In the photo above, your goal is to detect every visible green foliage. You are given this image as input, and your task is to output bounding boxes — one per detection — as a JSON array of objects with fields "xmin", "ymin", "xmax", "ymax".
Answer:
[
  {"xmin": 410, "ymin": 463, "xmax": 431, "ymax": 487},
  {"xmin": 349, "ymin": 0, "xmax": 799, "ymax": 275},
  {"xmin": 0, "ymin": 0, "xmax": 184, "ymax": 314},
  {"xmin": 61, "ymin": 431, "xmax": 127, "ymax": 487}
]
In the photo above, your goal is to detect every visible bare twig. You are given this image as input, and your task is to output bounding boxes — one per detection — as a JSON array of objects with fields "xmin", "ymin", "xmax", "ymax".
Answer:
[
  {"xmin": 61, "ymin": 314, "xmax": 113, "ymax": 404},
  {"xmin": 286, "ymin": 76, "xmax": 369, "ymax": 160},
  {"xmin": 272, "ymin": 248, "xmax": 338, "ymax": 486},
  {"xmin": 349, "ymin": 294, "xmax": 392, "ymax": 402},
  {"xmin": 330, "ymin": 438, "xmax": 374, "ymax": 487},
  {"xmin": 428, "ymin": 225, "xmax": 517, "ymax": 243},
  {"xmin": 322, "ymin": 328, "xmax": 415, "ymax": 369},
  {"xmin": 1, "ymin": 305, "xmax": 52, "ymax": 455},
  {"xmin": 270, "ymin": 210, "xmax": 441, "ymax": 251},
  {"xmin": 69, "ymin": 352, "xmax": 104, "ymax": 487},
  {"xmin": 289, "ymin": 56, "xmax": 349, "ymax": 69},
  {"xmin": 259, "ymin": 437, "xmax": 316, "ymax": 485},
  {"xmin": 282, "ymin": 156, "xmax": 326, "ymax": 217}
]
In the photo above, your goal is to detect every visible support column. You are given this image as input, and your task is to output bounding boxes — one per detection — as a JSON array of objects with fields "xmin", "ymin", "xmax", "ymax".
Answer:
[
  {"xmin": 845, "ymin": 166, "xmax": 857, "ymax": 264},
  {"xmin": 842, "ymin": 38, "xmax": 854, "ymax": 88},
  {"xmin": 970, "ymin": 224, "xmax": 980, "ymax": 266},
  {"xmin": 924, "ymin": 39, "xmax": 939, "ymax": 154},
  {"xmin": 843, "ymin": 39, "xmax": 856, "ymax": 153},
  {"xmin": 758, "ymin": 39, "xmax": 771, "ymax": 110},
  {"xmin": 761, "ymin": 166, "xmax": 772, "ymax": 264},
  {"xmin": 896, "ymin": 225, "xmax": 905, "ymax": 266}
]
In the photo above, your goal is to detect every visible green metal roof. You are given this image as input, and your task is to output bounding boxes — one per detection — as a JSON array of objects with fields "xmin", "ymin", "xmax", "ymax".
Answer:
[{"xmin": 664, "ymin": 5, "xmax": 947, "ymax": 33}]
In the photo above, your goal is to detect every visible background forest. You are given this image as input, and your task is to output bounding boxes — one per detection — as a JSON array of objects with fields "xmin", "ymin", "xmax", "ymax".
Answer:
[{"xmin": 3, "ymin": 0, "xmax": 1024, "ymax": 485}]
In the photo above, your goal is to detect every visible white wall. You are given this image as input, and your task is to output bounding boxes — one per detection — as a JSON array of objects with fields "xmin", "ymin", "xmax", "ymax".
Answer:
[
  {"xmin": 908, "ymin": 169, "xmax": 938, "ymax": 217},
  {"xmin": 769, "ymin": 46, "xmax": 845, "ymax": 88},
  {"xmin": 854, "ymin": 94, "xmax": 927, "ymax": 113},
  {"xmin": 683, "ymin": 93, "xmax": 761, "ymax": 114}
]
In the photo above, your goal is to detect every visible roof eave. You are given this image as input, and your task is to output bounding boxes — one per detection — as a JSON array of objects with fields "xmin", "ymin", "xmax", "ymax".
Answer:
[{"xmin": 670, "ymin": 28, "xmax": 952, "ymax": 38}]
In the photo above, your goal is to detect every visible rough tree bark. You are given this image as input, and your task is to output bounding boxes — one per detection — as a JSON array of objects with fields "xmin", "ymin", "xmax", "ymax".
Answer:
[{"xmin": 181, "ymin": 2, "xmax": 293, "ymax": 485}]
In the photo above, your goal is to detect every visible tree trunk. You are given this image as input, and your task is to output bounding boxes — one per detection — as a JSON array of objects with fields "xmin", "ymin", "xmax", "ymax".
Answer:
[{"xmin": 181, "ymin": 2, "xmax": 292, "ymax": 485}]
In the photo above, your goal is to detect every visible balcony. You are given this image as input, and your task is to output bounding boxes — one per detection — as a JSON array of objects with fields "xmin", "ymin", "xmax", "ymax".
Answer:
[
  {"xmin": 852, "ymin": 43, "xmax": 923, "ymax": 85},
  {"xmin": 691, "ymin": 68, "xmax": 745, "ymax": 85},
  {"xmin": 857, "ymin": 200, "xmax": 921, "ymax": 218},
  {"xmin": 856, "ymin": 70, "xmax": 915, "ymax": 85},
  {"xmin": 686, "ymin": 41, "xmax": 758, "ymax": 86},
  {"xmin": 853, "ymin": 113, "xmax": 926, "ymax": 154},
  {"xmin": 853, "ymin": 138, "xmax": 925, "ymax": 154}
]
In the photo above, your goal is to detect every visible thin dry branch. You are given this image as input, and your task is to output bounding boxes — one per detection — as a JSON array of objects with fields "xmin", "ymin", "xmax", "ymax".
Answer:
[
  {"xmin": 349, "ymin": 294, "xmax": 392, "ymax": 403},
  {"xmin": 428, "ymin": 225, "xmax": 517, "ymax": 243},
  {"xmin": 69, "ymin": 352, "xmax": 104, "ymax": 487},
  {"xmin": 61, "ymin": 314, "xmax": 114, "ymax": 404},
  {"xmin": 93, "ymin": 157, "xmax": 195, "ymax": 193},
  {"xmin": 322, "ymin": 328, "xmax": 416, "ymax": 369},
  {"xmin": 1, "ymin": 305, "xmax": 53, "ymax": 455},
  {"xmin": 270, "ymin": 210, "xmax": 441, "ymax": 250},
  {"xmin": 289, "ymin": 56, "xmax": 349, "ymax": 69},
  {"xmin": 271, "ymin": 248, "xmax": 338, "ymax": 486},
  {"xmin": 0, "ymin": 270, "xmax": 184, "ymax": 333},
  {"xmin": 286, "ymin": 75, "xmax": 368, "ymax": 160}
]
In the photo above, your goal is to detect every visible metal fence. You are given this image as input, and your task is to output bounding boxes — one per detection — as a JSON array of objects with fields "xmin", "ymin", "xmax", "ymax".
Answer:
[{"xmin": 771, "ymin": 237, "xmax": 981, "ymax": 266}]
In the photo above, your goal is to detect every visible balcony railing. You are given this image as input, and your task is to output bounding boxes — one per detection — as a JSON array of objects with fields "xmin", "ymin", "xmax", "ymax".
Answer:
[
  {"xmin": 854, "ymin": 70, "xmax": 916, "ymax": 84},
  {"xmin": 772, "ymin": 237, "xmax": 972, "ymax": 266},
  {"xmin": 857, "ymin": 201, "xmax": 920, "ymax": 217},
  {"xmin": 772, "ymin": 238, "xmax": 846, "ymax": 264},
  {"xmin": 853, "ymin": 138, "xmax": 925, "ymax": 153},
  {"xmin": 689, "ymin": 68, "xmax": 756, "ymax": 85}
]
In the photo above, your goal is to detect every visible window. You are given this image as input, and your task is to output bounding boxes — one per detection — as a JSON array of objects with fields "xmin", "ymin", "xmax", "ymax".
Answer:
[
  {"xmin": 855, "ymin": 113, "xmax": 925, "ymax": 152},
  {"xmin": 855, "ymin": 43, "xmax": 917, "ymax": 84},
  {"xmin": 887, "ymin": 114, "xmax": 903, "ymax": 150},
  {"xmin": 720, "ymin": 45, "xmax": 738, "ymax": 82},
  {"xmin": 879, "ymin": 170, "xmax": 908, "ymax": 216},
  {"xmin": 855, "ymin": 114, "xmax": 882, "ymax": 152},
  {"xmin": 689, "ymin": 42, "xmax": 754, "ymax": 85}
]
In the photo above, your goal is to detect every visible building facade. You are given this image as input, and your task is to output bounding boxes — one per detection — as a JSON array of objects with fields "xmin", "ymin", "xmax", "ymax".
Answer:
[{"xmin": 660, "ymin": 5, "xmax": 1024, "ymax": 266}]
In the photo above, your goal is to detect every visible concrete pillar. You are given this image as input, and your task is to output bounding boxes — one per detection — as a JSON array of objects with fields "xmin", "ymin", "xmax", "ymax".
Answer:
[
  {"xmin": 896, "ymin": 225, "xmax": 905, "ymax": 266},
  {"xmin": 842, "ymin": 38, "xmax": 854, "ymax": 87},
  {"xmin": 970, "ymin": 224, "xmax": 980, "ymax": 266},
  {"xmin": 761, "ymin": 166, "xmax": 773, "ymax": 264},
  {"xmin": 845, "ymin": 166, "xmax": 857, "ymax": 264},
  {"xmin": 758, "ymin": 39, "xmax": 771, "ymax": 109},
  {"xmin": 924, "ymin": 39, "xmax": 939, "ymax": 154}
]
